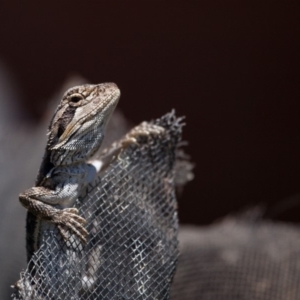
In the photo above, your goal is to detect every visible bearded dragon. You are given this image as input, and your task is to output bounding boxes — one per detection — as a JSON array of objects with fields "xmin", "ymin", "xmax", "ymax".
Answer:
[
  {"xmin": 19, "ymin": 82, "xmax": 165, "ymax": 265},
  {"xmin": 13, "ymin": 83, "xmax": 169, "ymax": 299},
  {"xmin": 19, "ymin": 83, "xmax": 121, "ymax": 262}
]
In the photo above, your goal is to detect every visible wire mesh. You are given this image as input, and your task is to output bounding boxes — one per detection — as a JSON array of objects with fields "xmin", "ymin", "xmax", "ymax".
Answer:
[
  {"xmin": 170, "ymin": 220, "xmax": 300, "ymax": 300},
  {"xmin": 13, "ymin": 111, "xmax": 181, "ymax": 300}
]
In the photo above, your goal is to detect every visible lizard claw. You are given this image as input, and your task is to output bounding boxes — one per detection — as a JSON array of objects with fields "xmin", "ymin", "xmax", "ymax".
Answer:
[{"xmin": 53, "ymin": 208, "xmax": 88, "ymax": 243}]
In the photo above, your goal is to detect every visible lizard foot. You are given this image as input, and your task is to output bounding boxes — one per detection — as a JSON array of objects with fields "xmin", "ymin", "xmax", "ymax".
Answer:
[
  {"xmin": 52, "ymin": 208, "xmax": 88, "ymax": 243},
  {"xmin": 121, "ymin": 122, "xmax": 165, "ymax": 147}
]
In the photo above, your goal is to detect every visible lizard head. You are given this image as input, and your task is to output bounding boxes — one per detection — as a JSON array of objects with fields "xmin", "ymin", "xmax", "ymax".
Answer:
[{"xmin": 48, "ymin": 82, "xmax": 120, "ymax": 165}]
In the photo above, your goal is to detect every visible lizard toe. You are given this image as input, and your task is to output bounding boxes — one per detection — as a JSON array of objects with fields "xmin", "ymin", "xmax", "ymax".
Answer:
[
  {"xmin": 57, "ymin": 224, "xmax": 70, "ymax": 242},
  {"xmin": 63, "ymin": 207, "xmax": 79, "ymax": 214}
]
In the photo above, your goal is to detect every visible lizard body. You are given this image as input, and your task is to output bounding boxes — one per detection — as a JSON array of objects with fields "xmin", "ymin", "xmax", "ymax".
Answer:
[
  {"xmin": 14, "ymin": 83, "xmax": 167, "ymax": 297},
  {"xmin": 19, "ymin": 82, "xmax": 165, "ymax": 263},
  {"xmin": 19, "ymin": 82, "xmax": 120, "ymax": 262}
]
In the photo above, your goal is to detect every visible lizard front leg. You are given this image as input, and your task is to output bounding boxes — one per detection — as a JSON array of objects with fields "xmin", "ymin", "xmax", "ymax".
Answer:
[{"xmin": 19, "ymin": 187, "xmax": 88, "ymax": 243}]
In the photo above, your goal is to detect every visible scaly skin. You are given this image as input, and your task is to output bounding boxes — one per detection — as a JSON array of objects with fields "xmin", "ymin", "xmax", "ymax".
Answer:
[
  {"xmin": 19, "ymin": 83, "xmax": 120, "ymax": 262},
  {"xmin": 14, "ymin": 84, "xmax": 168, "ymax": 298}
]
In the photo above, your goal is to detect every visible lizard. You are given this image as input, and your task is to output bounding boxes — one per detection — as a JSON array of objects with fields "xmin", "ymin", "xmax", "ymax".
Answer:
[
  {"xmin": 19, "ymin": 82, "xmax": 121, "ymax": 263},
  {"xmin": 13, "ymin": 82, "xmax": 168, "ymax": 298},
  {"xmin": 18, "ymin": 82, "xmax": 165, "ymax": 265}
]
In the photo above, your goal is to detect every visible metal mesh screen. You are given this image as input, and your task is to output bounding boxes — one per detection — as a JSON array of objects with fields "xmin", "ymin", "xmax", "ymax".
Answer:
[
  {"xmin": 170, "ymin": 219, "xmax": 300, "ymax": 300},
  {"xmin": 13, "ymin": 111, "xmax": 181, "ymax": 300}
]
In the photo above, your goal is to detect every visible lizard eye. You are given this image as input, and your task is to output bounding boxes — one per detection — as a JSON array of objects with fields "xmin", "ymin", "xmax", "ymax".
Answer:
[{"xmin": 69, "ymin": 93, "xmax": 84, "ymax": 105}]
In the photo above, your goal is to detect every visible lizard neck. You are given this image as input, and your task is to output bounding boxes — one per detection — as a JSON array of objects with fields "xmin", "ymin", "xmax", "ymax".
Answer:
[{"xmin": 48, "ymin": 130, "xmax": 104, "ymax": 166}]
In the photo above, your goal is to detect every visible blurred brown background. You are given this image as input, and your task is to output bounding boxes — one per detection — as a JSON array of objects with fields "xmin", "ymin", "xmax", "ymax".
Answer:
[{"xmin": 0, "ymin": 0, "xmax": 299, "ymax": 224}]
